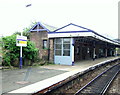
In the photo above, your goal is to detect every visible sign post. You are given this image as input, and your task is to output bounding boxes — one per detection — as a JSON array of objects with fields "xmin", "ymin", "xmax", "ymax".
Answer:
[
  {"xmin": 20, "ymin": 46, "xmax": 22, "ymax": 69},
  {"xmin": 16, "ymin": 35, "xmax": 27, "ymax": 69}
]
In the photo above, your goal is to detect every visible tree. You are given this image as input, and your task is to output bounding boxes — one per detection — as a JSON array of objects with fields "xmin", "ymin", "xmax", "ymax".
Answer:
[{"xmin": 13, "ymin": 22, "xmax": 37, "ymax": 39}]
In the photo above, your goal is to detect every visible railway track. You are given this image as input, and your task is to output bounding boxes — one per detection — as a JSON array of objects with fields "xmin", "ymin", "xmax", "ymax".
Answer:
[
  {"xmin": 74, "ymin": 63, "xmax": 120, "ymax": 95},
  {"xmin": 34, "ymin": 59, "xmax": 120, "ymax": 95}
]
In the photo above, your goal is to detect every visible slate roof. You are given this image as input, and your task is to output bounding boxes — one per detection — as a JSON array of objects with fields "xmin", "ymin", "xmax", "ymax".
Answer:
[{"xmin": 29, "ymin": 22, "xmax": 57, "ymax": 32}]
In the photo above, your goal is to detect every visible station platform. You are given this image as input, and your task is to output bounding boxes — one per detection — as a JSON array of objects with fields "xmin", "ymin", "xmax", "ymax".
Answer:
[
  {"xmin": 39, "ymin": 57, "xmax": 120, "ymax": 71},
  {"xmin": 4, "ymin": 56, "xmax": 119, "ymax": 94}
]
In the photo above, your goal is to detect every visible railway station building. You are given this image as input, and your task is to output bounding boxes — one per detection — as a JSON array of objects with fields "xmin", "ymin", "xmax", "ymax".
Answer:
[{"xmin": 29, "ymin": 22, "xmax": 120, "ymax": 65}]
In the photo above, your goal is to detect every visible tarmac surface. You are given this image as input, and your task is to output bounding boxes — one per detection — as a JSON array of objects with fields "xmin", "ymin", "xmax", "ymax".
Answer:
[
  {"xmin": 2, "ymin": 56, "xmax": 119, "ymax": 94},
  {"xmin": 2, "ymin": 67, "xmax": 67, "ymax": 94}
]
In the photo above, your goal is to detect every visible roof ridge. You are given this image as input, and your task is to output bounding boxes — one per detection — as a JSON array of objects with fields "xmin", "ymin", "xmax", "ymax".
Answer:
[
  {"xmin": 29, "ymin": 21, "xmax": 58, "ymax": 32},
  {"xmin": 53, "ymin": 23, "xmax": 94, "ymax": 32}
]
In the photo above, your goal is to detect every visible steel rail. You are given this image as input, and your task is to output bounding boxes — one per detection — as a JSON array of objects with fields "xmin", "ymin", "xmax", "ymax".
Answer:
[
  {"xmin": 101, "ymin": 68, "xmax": 120, "ymax": 95},
  {"xmin": 74, "ymin": 63, "xmax": 120, "ymax": 95}
]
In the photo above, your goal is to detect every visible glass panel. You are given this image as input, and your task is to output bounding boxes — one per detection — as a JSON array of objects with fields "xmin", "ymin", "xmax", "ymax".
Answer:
[
  {"xmin": 63, "ymin": 38, "xmax": 70, "ymax": 44},
  {"xmin": 55, "ymin": 50, "xmax": 61, "ymax": 56},
  {"xmin": 43, "ymin": 40, "xmax": 47, "ymax": 49},
  {"xmin": 55, "ymin": 38, "xmax": 62, "ymax": 44},
  {"xmin": 63, "ymin": 44, "xmax": 70, "ymax": 49},
  {"xmin": 55, "ymin": 44, "xmax": 62, "ymax": 49},
  {"xmin": 63, "ymin": 50, "xmax": 70, "ymax": 56}
]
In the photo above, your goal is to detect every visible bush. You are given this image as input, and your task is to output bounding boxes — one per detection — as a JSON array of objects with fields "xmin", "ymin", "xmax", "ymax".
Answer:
[{"xmin": 2, "ymin": 34, "xmax": 38, "ymax": 67}]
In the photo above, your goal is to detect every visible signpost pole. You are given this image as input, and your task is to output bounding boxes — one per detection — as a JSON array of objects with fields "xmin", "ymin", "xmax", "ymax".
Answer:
[
  {"xmin": 20, "ymin": 32, "xmax": 23, "ymax": 69},
  {"xmin": 16, "ymin": 35, "xmax": 27, "ymax": 69},
  {"xmin": 20, "ymin": 46, "xmax": 22, "ymax": 69},
  {"xmin": 19, "ymin": 3, "xmax": 31, "ymax": 69}
]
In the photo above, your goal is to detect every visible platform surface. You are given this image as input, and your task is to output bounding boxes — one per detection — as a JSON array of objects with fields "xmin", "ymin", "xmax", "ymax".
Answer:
[{"xmin": 1, "ymin": 57, "xmax": 119, "ymax": 94}]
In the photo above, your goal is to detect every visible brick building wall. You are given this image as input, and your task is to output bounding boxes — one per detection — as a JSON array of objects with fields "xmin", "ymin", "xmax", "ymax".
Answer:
[
  {"xmin": 30, "ymin": 31, "xmax": 48, "ymax": 60},
  {"xmin": 49, "ymin": 39, "xmax": 54, "ymax": 62}
]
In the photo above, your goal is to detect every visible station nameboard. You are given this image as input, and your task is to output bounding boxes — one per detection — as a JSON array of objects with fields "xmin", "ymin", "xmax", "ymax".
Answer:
[{"xmin": 16, "ymin": 35, "xmax": 27, "ymax": 47}]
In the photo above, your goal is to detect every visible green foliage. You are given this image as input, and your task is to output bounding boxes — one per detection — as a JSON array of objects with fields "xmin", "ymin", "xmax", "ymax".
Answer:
[
  {"xmin": 13, "ymin": 22, "xmax": 37, "ymax": 39},
  {"xmin": 2, "ymin": 21, "xmax": 38, "ymax": 67},
  {"xmin": 23, "ymin": 41, "xmax": 38, "ymax": 61},
  {"xmin": 2, "ymin": 35, "xmax": 19, "ymax": 67},
  {"xmin": 2, "ymin": 34, "xmax": 38, "ymax": 67},
  {"xmin": 0, "ymin": 37, "xmax": 2, "ymax": 56}
]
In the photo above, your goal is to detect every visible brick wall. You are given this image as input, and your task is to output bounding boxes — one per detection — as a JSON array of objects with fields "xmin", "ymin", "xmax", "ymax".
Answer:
[
  {"xmin": 30, "ymin": 31, "xmax": 54, "ymax": 62},
  {"xmin": 49, "ymin": 39, "xmax": 54, "ymax": 62},
  {"xmin": 30, "ymin": 31, "xmax": 48, "ymax": 60}
]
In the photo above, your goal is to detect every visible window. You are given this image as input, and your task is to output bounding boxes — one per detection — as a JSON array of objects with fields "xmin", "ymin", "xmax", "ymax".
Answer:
[
  {"xmin": 55, "ymin": 38, "xmax": 62, "ymax": 44},
  {"xmin": 55, "ymin": 50, "xmax": 62, "ymax": 55},
  {"xmin": 63, "ymin": 38, "xmax": 70, "ymax": 56},
  {"xmin": 55, "ymin": 38, "xmax": 70, "ymax": 56},
  {"xmin": 43, "ymin": 40, "xmax": 47, "ymax": 49},
  {"xmin": 55, "ymin": 44, "xmax": 62, "ymax": 49},
  {"xmin": 55, "ymin": 38, "xmax": 62, "ymax": 56},
  {"xmin": 63, "ymin": 38, "xmax": 70, "ymax": 43},
  {"xmin": 63, "ymin": 50, "xmax": 70, "ymax": 56}
]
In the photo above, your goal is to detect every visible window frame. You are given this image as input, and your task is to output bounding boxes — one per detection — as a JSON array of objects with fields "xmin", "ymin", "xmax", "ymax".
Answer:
[
  {"xmin": 55, "ymin": 38, "xmax": 71, "ymax": 56},
  {"xmin": 43, "ymin": 39, "xmax": 47, "ymax": 49},
  {"xmin": 55, "ymin": 38, "xmax": 62, "ymax": 56}
]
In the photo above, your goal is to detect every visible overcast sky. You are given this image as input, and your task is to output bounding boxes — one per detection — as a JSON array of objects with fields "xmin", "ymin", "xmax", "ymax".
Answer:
[{"xmin": 0, "ymin": 0, "xmax": 119, "ymax": 39}]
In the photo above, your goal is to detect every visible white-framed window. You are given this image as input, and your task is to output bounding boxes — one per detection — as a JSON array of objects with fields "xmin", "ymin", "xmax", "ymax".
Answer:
[
  {"xmin": 55, "ymin": 38, "xmax": 70, "ymax": 56},
  {"xmin": 63, "ymin": 38, "xmax": 70, "ymax": 56},
  {"xmin": 55, "ymin": 38, "xmax": 62, "ymax": 56}
]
